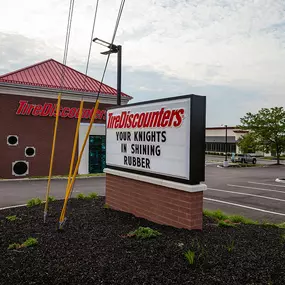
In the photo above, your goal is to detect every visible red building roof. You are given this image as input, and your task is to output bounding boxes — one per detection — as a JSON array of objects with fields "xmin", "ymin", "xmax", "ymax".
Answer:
[{"xmin": 0, "ymin": 59, "xmax": 132, "ymax": 99}]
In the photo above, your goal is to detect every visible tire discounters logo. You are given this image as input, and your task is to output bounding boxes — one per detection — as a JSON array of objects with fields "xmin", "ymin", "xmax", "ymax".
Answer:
[
  {"xmin": 15, "ymin": 100, "xmax": 106, "ymax": 120},
  {"xmin": 107, "ymin": 108, "xmax": 184, "ymax": 129},
  {"xmin": 106, "ymin": 97, "xmax": 191, "ymax": 180}
]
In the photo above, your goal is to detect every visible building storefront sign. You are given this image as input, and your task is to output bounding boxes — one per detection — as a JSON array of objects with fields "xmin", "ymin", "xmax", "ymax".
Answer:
[
  {"xmin": 104, "ymin": 94, "xmax": 206, "ymax": 231},
  {"xmin": 16, "ymin": 100, "xmax": 106, "ymax": 120},
  {"xmin": 106, "ymin": 95, "xmax": 206, "ymax": 185}
]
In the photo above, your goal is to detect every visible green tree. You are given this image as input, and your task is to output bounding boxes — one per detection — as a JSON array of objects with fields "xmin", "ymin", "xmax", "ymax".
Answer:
[
  {"xmin": 239, "ymin": 107, "xmax": 285, "ymax": 165},
  {"xmin": 237, "ymin": 132, "xmax": 259, "ymax": 154}
]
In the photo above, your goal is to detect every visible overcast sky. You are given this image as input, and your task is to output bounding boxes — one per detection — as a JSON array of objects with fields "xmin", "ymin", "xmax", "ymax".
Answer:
[{"xmin": 1, "ymin": 0, "xmax": 285, "ymax": 126}]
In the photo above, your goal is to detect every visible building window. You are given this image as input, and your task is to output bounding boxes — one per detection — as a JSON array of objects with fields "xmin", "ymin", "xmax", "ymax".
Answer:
[
  {"xmin": 206, "ymin": 142, "xmax": 237, "ymax": 153},
  {"xmin": 25, "ymin": 147, "xmax": 36, "ymax": 157},
  {"xmin": 7, "ymin": 135, "xmax": 19, "ymax": 146},
  {"xmin": 12, "ymin": 161, "xmax": 29, "ymax": 176}
]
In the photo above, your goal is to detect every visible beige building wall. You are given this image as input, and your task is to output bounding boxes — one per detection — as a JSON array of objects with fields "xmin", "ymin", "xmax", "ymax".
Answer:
[{"xmin": 205, "ymin": 127, "xmax": 268, "ymax": 156}]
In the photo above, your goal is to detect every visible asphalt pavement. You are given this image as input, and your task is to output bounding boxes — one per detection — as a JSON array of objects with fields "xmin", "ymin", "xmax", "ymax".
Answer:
[
  {"xmin": 1, "ymin": 156, "xmax": 285, "ymax": 223},
  {"xmin": 0, "ymin": 178, "xmax": 105, "ymax": 208},
  {"xmin": 204, "ymin": 163, "xmax": 285, "ymax": 223}
]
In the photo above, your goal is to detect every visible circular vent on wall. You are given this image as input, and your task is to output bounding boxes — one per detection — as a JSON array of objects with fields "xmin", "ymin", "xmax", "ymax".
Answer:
[
  {"xmin": 12, "ymin": 161, "xmax": 29, "ymax": 176},
  {"xmin": 7, "ymin": 135, "xmax": 19, "ymax": 146},
  {"xmin": 25, "ymin": 147, "xmax": 36, "ymax": 157}
]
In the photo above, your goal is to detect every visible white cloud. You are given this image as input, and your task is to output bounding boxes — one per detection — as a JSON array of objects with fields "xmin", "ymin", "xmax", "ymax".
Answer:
[{"xmin": 1, "ymin": 0, "xmax": 285, "ymax": 122}]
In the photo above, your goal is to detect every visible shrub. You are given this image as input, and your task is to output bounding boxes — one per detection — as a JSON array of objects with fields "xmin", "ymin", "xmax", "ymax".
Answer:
[
  {"xmin": 8, "ymin": 243, "xmax": 20, "ymax": 250},
  {"xmin": 277, "ymin": 222, "xmax": 285, "ymax": 229},
  {"xmin": 27, "ymin": 198, "xmax": 42, "ymax": 208},
  {"xmin": 127, "ymin": 227, "xmax": 161, "ymax": 239},
  {"xmin": 22, "ymin": 237, "xmax": 38, "ymax": 248},
  {"xmin": 218, "ymin": 220, "xmax": 236, "ymax": 228},
  {"xmin": 103, "ymin": 204, "xmax": 110, "ymax": 209},
  {"xmin": 6, "ymin": 215, "xmax": 17, "ymax": 221},
  {"xmin": 228, "ymin": 215, "xmax": 257, "ymax": 225},
  {"xmin": 226, "ymin": 240, "xmax": 235, "ymax": 252},
  {"xmin": 204, "ymin": 209, "xmax": 258, "ymax": 225},
  {"xmin": 184, "ymin": 250, "xmax": 195, "ymax": 265},
  {"xmin": 76, "ymin": 193, "xmax": 85, "ymax": 199},
  {"xmin": 76, "ymin": 193, "xmax": 99, "ymax": 200},
  {"xmin": 203, "ymin": 209, "xmax": 228, "ymax": 221},
  {"xmin": 87, "ymin": 192, "xmax": 99, "ymax": 199},
  {"xmin": 48, "ymin": 196, "xmax": 56, "ymax": 202},
  {"xmin": 8, "ymin": 237, "xmax": 38, "ymax": 250},
  {"xmin": 262, "ymin": 221, "xmax": 279, "ymax": 228}
]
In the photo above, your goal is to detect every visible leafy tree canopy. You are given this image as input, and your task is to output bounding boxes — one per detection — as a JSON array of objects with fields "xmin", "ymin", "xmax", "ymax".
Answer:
[
  {"xmin": 238, "ymin": 107, "xmax": 285, "ymax": 164},
  {"xmin": 237, "ymin": 132, "xmax": 259, "ymax": 154}
]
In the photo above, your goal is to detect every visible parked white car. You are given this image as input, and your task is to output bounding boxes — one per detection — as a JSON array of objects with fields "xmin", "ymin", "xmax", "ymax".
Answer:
[{"xmin": 231, "ymin": 153, "xmax": 257, "ymax": 164}]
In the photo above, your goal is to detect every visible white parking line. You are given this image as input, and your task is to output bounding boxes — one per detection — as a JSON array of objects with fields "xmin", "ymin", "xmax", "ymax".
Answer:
[
  {"xmin": 227, "ymin": 184, "xmax": 285, "ymax": 194},
  {"xmin": 248, "ymin": 181, "xmax": 285, "ymax": 188},
  {"xmin": 204, "ymin": 198, "xmax": 285, "ymax": 216},
  {"xmin": 208, "ymin": 187, "xmax": 285, "ymax": 202}
]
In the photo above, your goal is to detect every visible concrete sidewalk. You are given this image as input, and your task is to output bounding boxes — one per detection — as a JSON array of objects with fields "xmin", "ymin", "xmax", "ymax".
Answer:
[{"xmin": 0, "ymin": 174, "xmax": 105, "ymax": 182}]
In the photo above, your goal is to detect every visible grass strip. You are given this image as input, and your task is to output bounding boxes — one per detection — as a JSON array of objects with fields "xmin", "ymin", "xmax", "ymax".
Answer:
[{"xmin": 203, "ymin": 209, "xmax": 281, "ymax": 226}]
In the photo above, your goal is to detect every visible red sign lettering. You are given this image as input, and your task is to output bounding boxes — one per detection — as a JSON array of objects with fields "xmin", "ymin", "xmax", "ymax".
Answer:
[
  {"xmin": 16, "ymin": 100, "xmax": 106, "ymax": 120},
  {"xmin": 107, "ymin": 108, "xmax": 185, "ymax": 129}
]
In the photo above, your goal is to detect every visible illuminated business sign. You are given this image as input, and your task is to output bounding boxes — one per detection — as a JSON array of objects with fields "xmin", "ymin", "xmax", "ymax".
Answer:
[
  {"xmin": 15, "ymin": 100, "xmax": 106, "ymax": 120},
  {"xmin": 106, "ymin": 94, "xmax": 206, "ymax": 185}
]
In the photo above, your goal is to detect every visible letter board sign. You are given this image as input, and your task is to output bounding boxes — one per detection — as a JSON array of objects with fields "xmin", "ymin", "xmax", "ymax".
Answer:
[{"xmin": 106, "ymin": 94, "xmax": 206, "ymax": 185}]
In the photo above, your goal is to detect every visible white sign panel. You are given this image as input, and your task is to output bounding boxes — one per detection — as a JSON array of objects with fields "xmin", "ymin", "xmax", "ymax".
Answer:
[{"xmin": 106, "ymin": 97, "xmax": 191, "ymax": 180}]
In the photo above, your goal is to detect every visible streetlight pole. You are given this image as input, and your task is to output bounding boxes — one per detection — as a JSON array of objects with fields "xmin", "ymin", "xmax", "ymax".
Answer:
[
  {"xmin": 117, "ymin": 45, "xmax": 122, "ymax": 106},
  {"xmin": 92, "ymin": 38, "xmax": 122, "ymax": 106},
  {"xmin": 221, "ymin": 124, "xmax": 229, "ymax": 167},
  {"xmin": 225, "ymin": 124, "xmax": 228, "ymax": 162}
]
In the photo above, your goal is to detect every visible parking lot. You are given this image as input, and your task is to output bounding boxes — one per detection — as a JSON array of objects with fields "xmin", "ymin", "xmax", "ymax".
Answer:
[
  {"xmin": 1, "ymin": 159, "xmax": 285, "ymax": 224},
  {"xmin": 204, "ymin": 163, "xmax": 285, "ymax": 223}
]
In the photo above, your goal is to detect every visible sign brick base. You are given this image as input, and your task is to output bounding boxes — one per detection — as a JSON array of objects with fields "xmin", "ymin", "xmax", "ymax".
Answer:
[{"xmin": 105, "ymin": 169, "xmax": 207, "ymax": 230}]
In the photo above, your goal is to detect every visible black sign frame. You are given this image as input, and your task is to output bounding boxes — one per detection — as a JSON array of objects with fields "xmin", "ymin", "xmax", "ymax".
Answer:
[{"xmin": 105, "ymin": 94, "xmax": 206, "ymax": 185}]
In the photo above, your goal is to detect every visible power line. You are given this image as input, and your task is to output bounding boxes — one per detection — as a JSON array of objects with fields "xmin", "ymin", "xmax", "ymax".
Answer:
[
  {"xmin": 65, "ymin": 0, "xmax": 100, "ymax": 207},
  {"xmin": 59, "ymin": 0, "xmax": 127, "ymax": 225},
  {"xmin": 60, "ymin": 0, "xmax": 75, "ymax": 89},
  {"xmin": 65, "ymin": 0, "xmax": 126, "ymax": 204},
  {"xmin": 84, "ymin": 0, "xmax": 100, "ymax": 79},
  {"xmin": 95, "ymin": 0, "xmax": 126, "ymax": 102},
  {"xmin": 111, "ymin": 0, "xmax": 126, "ymax": 44},
  {"xmin": 63, "ymin": 0, "xmax": 75, "ymax": 65}
]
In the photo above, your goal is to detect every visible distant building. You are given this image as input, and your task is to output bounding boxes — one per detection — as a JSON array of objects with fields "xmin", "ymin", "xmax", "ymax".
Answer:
[{"xmin": 205, "ymin": 126, "xmax": 248, "ymax": 154}]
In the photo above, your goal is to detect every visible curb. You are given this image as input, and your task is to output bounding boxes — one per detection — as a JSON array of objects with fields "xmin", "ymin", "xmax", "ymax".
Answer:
[
  {"xmin": 0, "ymin": 203, "xmax": 27, "ymax": 211},
  {"xmin": 0, "ymin": 175, "xmax": 106, "ymax": 182}
]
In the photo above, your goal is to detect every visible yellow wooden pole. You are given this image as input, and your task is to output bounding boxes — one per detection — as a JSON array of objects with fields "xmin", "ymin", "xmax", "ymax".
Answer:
[
  {"xmin": 59, "ymin": 99, "xmax": 100, "ymax": 227},
  {"xmin": 66, "ymin": 99, "xmax": 84, "ymax": 197},
  {"xmin": 44, "ymin": 93, "xmax": 62, "ymax": 223}
]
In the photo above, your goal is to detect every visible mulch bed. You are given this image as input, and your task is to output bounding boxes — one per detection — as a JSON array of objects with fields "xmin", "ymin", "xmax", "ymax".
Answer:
[{"xmin": 0, "ymin": 198, "xmax": 285, "ymax": 285}]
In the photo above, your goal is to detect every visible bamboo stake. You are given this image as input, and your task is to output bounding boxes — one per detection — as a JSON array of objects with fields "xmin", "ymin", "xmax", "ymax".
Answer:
[
  {"xmin": 44, "ymin": 93, "xmax": 62, "ymax": 223},
  {"xmin": 58, "ymin": 99, "xmax": 100, "ymax": 227},
  {"xmin": 66, "ymin": 99, "xmax": 84, "ymax": 196}
]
